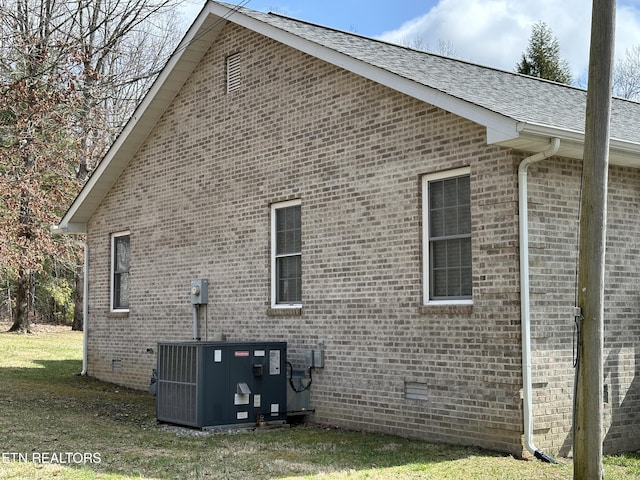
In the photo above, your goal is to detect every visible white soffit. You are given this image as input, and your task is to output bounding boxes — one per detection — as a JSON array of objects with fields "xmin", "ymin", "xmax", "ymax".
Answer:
[{"xmin": 510, "ymin": 122, "xmax": 640, "ymax": 167}]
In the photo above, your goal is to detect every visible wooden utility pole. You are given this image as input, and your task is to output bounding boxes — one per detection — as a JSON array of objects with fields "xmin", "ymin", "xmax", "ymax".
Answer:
[{"xmin": 574, "ymin": 1, "xmax": 615, "ymax": 479}]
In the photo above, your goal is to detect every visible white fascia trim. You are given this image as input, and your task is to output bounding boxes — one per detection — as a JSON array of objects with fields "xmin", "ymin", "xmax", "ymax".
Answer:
[
  {"xmin": 515, "ymin": 122, "xmax": 586, "ymax": 149},
  {"xmin": 211, "ymin": 4, "xmax": 519, "ymax": 144},
  {"xmin": 516, "ymin": 121, "xmax": 640, "ymax": 166},
  {"xmin": 50, "ymin": 223, "xmax": 87, "ymax": 235},
  {"xmin": 518, "ymin": 120, "xmax": 640, "ymax": 153}
]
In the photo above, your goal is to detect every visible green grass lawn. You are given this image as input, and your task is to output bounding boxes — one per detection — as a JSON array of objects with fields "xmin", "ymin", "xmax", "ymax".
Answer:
[{"xmin": 0, "ymin": 325, "xmax": 638, "ymax": 479}]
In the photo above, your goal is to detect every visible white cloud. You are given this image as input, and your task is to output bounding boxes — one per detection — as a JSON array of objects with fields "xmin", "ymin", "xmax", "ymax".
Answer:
[
  {"xmin": 616, "ymin": 4, "xmax": 640, "ymax": 59},
  {"xmin": 378, "ymin": 0, "xmax": 640, "ymax": 82}
]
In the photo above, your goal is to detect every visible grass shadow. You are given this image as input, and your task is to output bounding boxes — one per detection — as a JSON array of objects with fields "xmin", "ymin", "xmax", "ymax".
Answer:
[
  {"xmin": 3, "ymin": 332, "xmax": 637, "ymax": 479},
  {"xmin": 1, "ymin": 357, "xmax": 513, "ymax": 479}
]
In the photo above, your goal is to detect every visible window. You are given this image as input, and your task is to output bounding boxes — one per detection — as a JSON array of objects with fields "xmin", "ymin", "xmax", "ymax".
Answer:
[
  {"xmin": 271, "ymin": 200, "xmax": 301, "ymax": 308},
  {"xmin": 423, "ymin": 168, "xmax": 472, "ymax": 304},
  {"xmin": 111, "ymin": 231, "xmax": 130, "ymax": 311}
]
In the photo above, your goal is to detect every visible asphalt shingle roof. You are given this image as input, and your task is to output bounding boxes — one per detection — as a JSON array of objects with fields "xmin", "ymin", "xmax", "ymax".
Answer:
[
  {"xmin": 234, "ymin": 5, "xmax": 640, "ymax": 145},
  {"xmin": 55, "ymin": 2, "xmax": 640, "ymax": 232}
]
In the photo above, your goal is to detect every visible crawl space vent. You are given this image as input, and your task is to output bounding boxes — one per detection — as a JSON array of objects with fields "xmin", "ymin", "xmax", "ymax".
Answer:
[{"xmin": 405, "ymin": 381, "xmax": 429, "ymax": 402}]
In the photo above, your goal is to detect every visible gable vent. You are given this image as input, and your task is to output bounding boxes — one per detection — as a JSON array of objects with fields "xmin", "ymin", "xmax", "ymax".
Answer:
[{"xmin": 226, "ymin": 53, "xmax": 241, "ymax": 93}]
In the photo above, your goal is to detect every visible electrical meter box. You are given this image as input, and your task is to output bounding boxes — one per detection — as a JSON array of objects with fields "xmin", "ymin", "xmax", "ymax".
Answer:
[
  {"xmin": 156, "ymin": 341, "xmax": 287, "ymax": 429},
  {"xmin": 190, "ymin": 279, "xmax": 208, "ymax": 305}
]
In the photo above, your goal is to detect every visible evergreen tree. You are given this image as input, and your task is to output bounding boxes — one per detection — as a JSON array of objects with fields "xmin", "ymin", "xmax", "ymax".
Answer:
[{"xmin": 516, "ymin": 22, "xmax": 573, "ymax": 84}]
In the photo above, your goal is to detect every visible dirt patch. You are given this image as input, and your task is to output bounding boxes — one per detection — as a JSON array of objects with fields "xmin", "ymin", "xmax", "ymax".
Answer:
[{"xmin": 0, "ymin": 321, "xmax": 73, "ymax": 334}]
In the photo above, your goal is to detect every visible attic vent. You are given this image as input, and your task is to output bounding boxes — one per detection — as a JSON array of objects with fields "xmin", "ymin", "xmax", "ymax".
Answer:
[{"xmin": 226, "ymin": 53, "xmax": 241, "ymax": 93}]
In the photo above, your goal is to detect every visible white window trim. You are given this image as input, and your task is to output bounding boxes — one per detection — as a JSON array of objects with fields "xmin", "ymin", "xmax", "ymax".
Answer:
[
  {"xmin": 110, "ymin": 230, "xmax": 130, "ymax": 313},
  {"xmin": 271, "ymin": 199, "xmax": 302, "ymax": 309},
  {"xmin": 422, "ymin": 167, "xmax": 473, "ymax": 306}
]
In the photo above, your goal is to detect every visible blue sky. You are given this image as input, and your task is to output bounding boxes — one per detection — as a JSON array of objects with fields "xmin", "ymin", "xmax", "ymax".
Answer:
[
  {"xmin": 183, "ymin": 0, "xmax": 640, "ymax": 83},
  {"xmin": 238, "ymin": 1, "xmax": 432, "ymax": 37}
]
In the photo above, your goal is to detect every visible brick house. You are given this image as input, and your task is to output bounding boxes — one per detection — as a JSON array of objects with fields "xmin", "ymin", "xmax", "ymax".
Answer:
[{"xmin": 55, "ymin": 1, "xmax": 640, "ymax": 458}]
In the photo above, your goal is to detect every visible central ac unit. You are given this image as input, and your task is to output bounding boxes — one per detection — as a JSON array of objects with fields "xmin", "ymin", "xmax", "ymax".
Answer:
[{"xmin": 156, "ymin": 341, "xmax": 287, "ymax": 429}]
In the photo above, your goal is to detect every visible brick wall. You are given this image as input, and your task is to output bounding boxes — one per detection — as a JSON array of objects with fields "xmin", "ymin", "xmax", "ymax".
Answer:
[
  {"xmin": 84, "ymin": 21, "xmax": 636, "ymax": 457},
  {"xmin": 527, "ymin": 158, "xmax": 640, "ymax": 455}
]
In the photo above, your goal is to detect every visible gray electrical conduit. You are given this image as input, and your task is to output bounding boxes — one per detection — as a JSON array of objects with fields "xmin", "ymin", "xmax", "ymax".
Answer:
[{"xmin": 518, "ymin": 137, "xmax": 561, "ymax": 463}]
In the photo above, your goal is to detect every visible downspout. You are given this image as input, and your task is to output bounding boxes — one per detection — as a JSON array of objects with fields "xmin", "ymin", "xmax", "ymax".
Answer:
[
  {"xmin": 50, "ymin": 225, "xmax": 89, "ymax": 376},
  {"xmin": 518, "ymin": 137, "xmax": 560, "ymax": 463},
  {"xmin": 81, "ymin": 241, "xmax": 89, "ymax": 375}
]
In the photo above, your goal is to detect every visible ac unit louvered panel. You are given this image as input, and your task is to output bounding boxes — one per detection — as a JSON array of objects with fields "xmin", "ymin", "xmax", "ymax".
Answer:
[{"xmin": 156, "ymin": 344, "xmax": 198, "ymax": 426}]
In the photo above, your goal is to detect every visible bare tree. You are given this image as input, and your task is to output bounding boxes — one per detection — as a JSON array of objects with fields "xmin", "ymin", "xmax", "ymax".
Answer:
[
  {"xmin": 0, "ymin": 0, "xmax": 185, "ymax": 332},
  {"xmin": 613, "ymin": 45, "xmax": 640, "ymax": 101},
  {"xmin": 401, "ymin": 36, "xmax": 457, "ymax": 57},
  {"xmin": 0, "ymin": 8, "xmax": 82, "ymax": 332},
  {"xmin": 66, "ymin": 0, "xmax": 184, "ymax": 179}
]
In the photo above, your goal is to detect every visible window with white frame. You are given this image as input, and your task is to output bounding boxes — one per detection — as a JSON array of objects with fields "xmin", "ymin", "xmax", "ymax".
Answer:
[
  {"xmin": 271, "ymin": 200, "xmax": 301, "ymax": 307},
  {"xmin": 111, "ymin": 231, "xmax": 130, "ymax": 311},
  {"xmin": 423, "ymin": 168, "xmax": 472, "ymax": 304}
]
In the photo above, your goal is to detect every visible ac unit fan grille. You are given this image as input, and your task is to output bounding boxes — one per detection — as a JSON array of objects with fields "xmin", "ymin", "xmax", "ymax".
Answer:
[{"xmin": 157, "ymin": 344, "xmax": 198, "ymax": 426}]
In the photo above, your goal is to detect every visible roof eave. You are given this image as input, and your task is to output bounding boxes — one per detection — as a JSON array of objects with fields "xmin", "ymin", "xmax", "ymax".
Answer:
[
  {"xmin": 495, "ymin": 122, "xmax": 640, "ymax": 168},
  {"xmin": 51, "ymin": 223, "xmax": 87, "ymax": 235}
]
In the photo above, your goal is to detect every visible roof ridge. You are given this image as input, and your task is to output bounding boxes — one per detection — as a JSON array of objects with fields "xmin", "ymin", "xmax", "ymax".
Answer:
[
  {"xmin": 224, "ymin": 0, "xmax": 640, "ymax": 107},
  {"xmin": 264, "ymin": 8, "xmax": 591, "ymax": 96}
]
